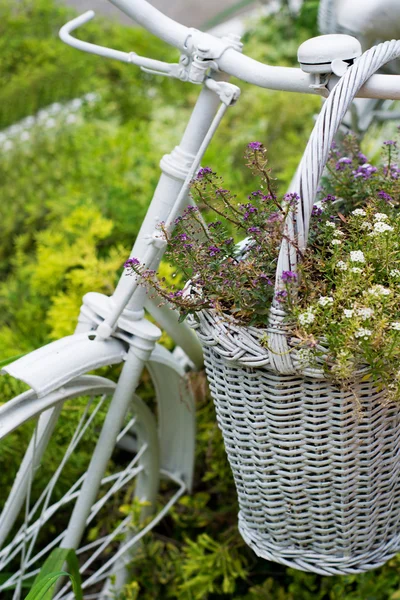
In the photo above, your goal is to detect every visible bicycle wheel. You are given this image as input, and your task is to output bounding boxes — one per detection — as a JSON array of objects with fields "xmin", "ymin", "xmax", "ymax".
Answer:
[{"xmin": 0, "ymin": 374, "xmax": 182, "ymax": 599}]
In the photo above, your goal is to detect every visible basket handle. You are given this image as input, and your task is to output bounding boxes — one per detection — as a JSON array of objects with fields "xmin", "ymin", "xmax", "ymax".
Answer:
[
  {"xmin": 275, "ymin": 39, "xmax": 400, "ymax": 287},
  {"xmin": 267, "ymin": 40, "xmax": 400, "ymax": 374}
]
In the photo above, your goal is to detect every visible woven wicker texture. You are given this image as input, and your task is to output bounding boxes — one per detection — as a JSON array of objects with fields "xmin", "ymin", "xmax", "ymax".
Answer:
[{"xmin": 191, "ymin": 40, "xmax": 400, "ymax": 574}]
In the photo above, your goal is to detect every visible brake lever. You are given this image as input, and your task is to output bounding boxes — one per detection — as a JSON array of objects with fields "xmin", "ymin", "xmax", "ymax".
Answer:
[{"xmin": 59, "ymin": 11, "xmax": 187, "ymax": 81}]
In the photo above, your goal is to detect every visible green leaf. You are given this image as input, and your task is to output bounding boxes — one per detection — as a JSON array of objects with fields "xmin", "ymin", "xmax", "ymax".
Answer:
[
  {"xmin": 27, "ymin": 548, "xmax": 83, "ymax": 600},
  {"xmin": 24, "ymin": 572, "xmax": 70, "ymax": 600}
]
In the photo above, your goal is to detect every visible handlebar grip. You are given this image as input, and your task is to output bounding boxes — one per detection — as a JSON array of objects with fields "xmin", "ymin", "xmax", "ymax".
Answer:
[{"xmin": 108, "ymin": 0, "xmax": 191, "ymax": 52}]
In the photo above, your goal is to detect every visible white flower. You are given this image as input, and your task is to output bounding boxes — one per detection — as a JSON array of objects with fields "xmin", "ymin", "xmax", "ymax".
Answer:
[
  {"xmin": 296, "ymin": 348, "xmax": 314, "ymax": 367},
  {"xmin": 390, "ymin": 269, "xmax": 400, "ymax": 277},
  {"xmin": 0, "ymin": 133, "xmax": 6, "ymax": 143},
  {"xmin": 391, "ymin": 322, "xmax": 400, "ymax": 331},
  {"xmin": 70, "ymin": 98, "xmax": 83, "ymax": 110},
  {"xmin": 371, "ymin": 221, "xmax": 393, "ymax": 234},
  {"xmin": 336, "ymin": 261, "xmax": 348, "ymax": 271},
  {"xmin": 44, "ymin": 118, "xmax": 56, "ymax": 129},
  {"xmin": 350, "ymin": 251, "xmax": 365, "ymax": 263},
  {"xmin": 331, "ymin": 239, "xmax": 342, "ymax": 246},
  {"xmin": 374, "ymin": 213, "xmax": 389, "ymax": 221},
  {"xmin": 354, "ymin": 328, "xmax": 372, "ymax": 339},
  {"xmin": 367, "ymin": 285, "xmax": 391, "ymax": 297},
  {"xmin": 48, "ymin": 102, "xmax": 62, "ymax": 115},
  {"xmin": 298, "ymin": 310, "xmax": 315, "ymax": 326},
  {"xmin": 360, "ymin": 221, "xmax": 373, "ymax": 230},
  {"xmin": 352, "ymin": 208, "xmax": 366, "ymax": 216},
  {"xmin": 326, "ymin": 221, "xmax": 336, "ymax": 228},
  {"xmin": 8, "ymin": 124, "xmax": 22, "ymax": 136},
  {"xmin": 357, "ymin": 307, "xmax": 374, "ymax": 320},
  {"xmin": 351, "ymin": 267, "xmax": 363, "ymax": 274},
  {"xmin": 318, "ymin": 296, "xmax": 334, "ymax": 307},
  {"xmin": 19, "ymin": 131, "xmax": 30, "ymax": 142},
  {"xmin": 20, "ymin": 116, "xmax": 35, "ymax": 128},
  {"xmin": 3, "ymin": 140, "xmax": 13, "ymax": 151},
  {"xmin": 66, "ymin": 114, "xmax": 78, "ymax": 124},
  {"xmin": 37, "ymin": 109, "xmax": 49, "ymax": 121},
  {"xmin": 84, "ymin": 92, "xmax": 99, "ymax": 103},
  {"xmin": 333, "ymin": 230, "xmax": 345, "ymax": 237},
  {"xmin": 343, "ymin": 309, "xmax": 354, "ymax": 318}
]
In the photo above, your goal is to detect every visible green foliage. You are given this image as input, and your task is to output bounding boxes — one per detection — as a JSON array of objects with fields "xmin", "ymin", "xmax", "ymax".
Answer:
[{"xmin": 26, "ymin": 548, "xmax": 82, "ymax": 600}]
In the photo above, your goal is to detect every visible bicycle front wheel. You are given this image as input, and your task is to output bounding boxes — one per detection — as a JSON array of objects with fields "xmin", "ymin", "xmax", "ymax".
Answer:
[{"xmin": 0, "ymin": 374, "xmax": 178, "ymax": 599}]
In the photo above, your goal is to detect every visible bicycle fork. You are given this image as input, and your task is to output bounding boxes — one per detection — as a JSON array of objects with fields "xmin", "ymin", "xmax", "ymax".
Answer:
[{"xmin": 59, "ymin": 325, "xmax": 161, "ymax": 552}]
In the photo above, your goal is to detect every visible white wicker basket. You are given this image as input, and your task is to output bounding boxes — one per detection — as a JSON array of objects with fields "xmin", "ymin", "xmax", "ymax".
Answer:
[{"xmin": 191, "ymin": 41, "xmax": 400, "ymax": 575}]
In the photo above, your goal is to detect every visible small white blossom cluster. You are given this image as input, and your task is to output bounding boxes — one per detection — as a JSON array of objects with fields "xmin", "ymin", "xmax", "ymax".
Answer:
[
  {"xmin": 354, "ymin": 328, "xmax": 372, "ymax": 339},
  {"xmin": 370, "ymin": 221, "xmax": 393, "ymax": 235},
  {"xmin": 298, "ymin": 309, "xmax": 315, "ymax": 326},
  {"xmin": 296, "ymin": 348, "xmax": 314, "ymax": 368},
  {"xmin": 343, "ymin": 309, "xmax": 354, "ymax": 318},
  {"xmin": 331, "ymin": 239, "xmax": 342, "ymax": 246},
  {"xmin": 0, "ymin": 92, "xmax": 99, "ymax": 152},
  {"xmin": 351, "ymin": 267, "xmax": 363, "ymax": 274},
  {"xmin": 350, "ymin": 251, "xmax": 365, "ymax": 263},
  {"xmin": 357, "ymin": 307, "xmax": 374, "ymax": 320},
  {"xmin": 326, "ymin": 221, "xmax": 336, "ymax": 228},
  {"xmin": 390, "ymin": 269, "xmax": 400, "ymax": 278},
  {"xmin": 318, "ymin": 296, "xmax": 334, "ymax": 307},
  {"xmin": 352, "ymin": 208, "xmax": 366, "ymax": 216},
  {"xmin": 336, "ymin": 260, "xmax": 348, "ymax": 271},
  {"xmin": 374, "ymin": 213, "xmax": 389, "ymax": 221},
  {"xmin": 367, "ymin": 285, "xmax": 391, "ymax": 297},
  {"xmin": 391, "ymin": 322, "xmax": 400, "ymax": 331}
]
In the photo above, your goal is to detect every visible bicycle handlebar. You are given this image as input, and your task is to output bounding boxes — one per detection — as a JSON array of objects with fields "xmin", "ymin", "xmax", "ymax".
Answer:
[
  {"xmin": 61, "ymin": 0, "xmax": 400, "ymax": 101},
  {"xmin": 109, "ymin": 0, "xmax": 190, "ymax": 52}
]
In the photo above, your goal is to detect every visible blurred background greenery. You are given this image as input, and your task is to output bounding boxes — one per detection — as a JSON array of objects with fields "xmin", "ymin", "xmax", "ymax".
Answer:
[{"xmin": 1, "ymin": 0, "xmax": 400, "ymax": 598}]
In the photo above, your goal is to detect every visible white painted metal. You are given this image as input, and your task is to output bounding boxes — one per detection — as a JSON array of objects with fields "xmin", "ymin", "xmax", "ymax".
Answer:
[
  {"xmin": 297, "ymin": 34, "xmax": 361, "ymax": 74},
  {"xmin": 1, "ymin": 332, "xmax": 127, "ymax": 397},
  {"xmin": 0, "ymin": 376, "xmax": 171, "ymax": 599}
]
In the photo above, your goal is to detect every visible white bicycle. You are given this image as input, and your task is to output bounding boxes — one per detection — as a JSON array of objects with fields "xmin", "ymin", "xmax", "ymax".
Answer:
[{"xmin": 1, "ymin": 0, "xmax": 400, "ymax": 598}]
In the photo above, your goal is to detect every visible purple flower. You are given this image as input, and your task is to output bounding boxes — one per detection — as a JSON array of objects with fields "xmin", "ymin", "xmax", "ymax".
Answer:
[
  {"xmin": 352, "ymin": 164, "xmax": 377, "ymax": 179},
  {"xmin": 259, "ymin": 273, "xmax": 273, "ymax": 285},
  {"xmin": 247, "ymin": 141, "xmax": 263, "ymax": 150},
  {"xmin": 216, "ymin": 188, "xmax": 229, "ymax": 195},
  {"xmin": 384, "ymin": 140, "xmax": 397, "ymax": 146},
  {"xmin": 283, "ymin": 193, "xmax": 300, "ymax": 206},
  {"xmin": 336, "ymin": 157, "xmax": 352, "ymax": 171},
  {"xmin": 180, "ymin": 233, "xmax": 189, "ymax": 241},
  {"xmin": 208, "ymin": 245, "xmax": 221, "ymax": 257},
  {"xmin": 275, "ymin": 290, "xmax": 288, "ymax": 303},
  {"xmin": 378, "ymin": 190, "xmax": 393, "ymax": 203},
  {"xmin": 209, "ymin": 221, "xmax": 222, "ymax": 229},
  {"xmin": 321, "ymin": 194, "xmax": 336, "ymax": 203},
  {"xmin": 357, "ymin": 152, "xmax": 368, "ymax": 164},
  {"xmin": 225, "ymin": 237, "xmax": 234, "ymax": 245},
  {"xmin": 183, "ymin": 243, "xmax": 193, "ymax": 250},
  {"xmin": 248, "ymin": 226, "xmax": 260, "ymax": 234},
  {"xmin": 196, "ymin": 167, "xmax": 213, "ymax": 179},
  {"xmin": 183, "ymin": 205, "xmax": 198, "ymax": 214},
  {"xmin": 281, "ymin": 270, "xmax": 297, "ymax": 282},
  {"xmin": 124, "ymin": 257, "xmax": 140, "ymax": 268},
  {"xmin": 312, "ymin": 205, "xmax": 323, "ymax": 216},
  {"xmin": 267, "ymin": 212, "xmax": 283, "ymax": 223}
]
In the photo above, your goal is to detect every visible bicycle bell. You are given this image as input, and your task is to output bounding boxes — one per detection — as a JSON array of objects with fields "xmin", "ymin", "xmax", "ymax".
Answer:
[{"xmin": 298, "ymin": 34, "xmax": 362, "ymax": 76}]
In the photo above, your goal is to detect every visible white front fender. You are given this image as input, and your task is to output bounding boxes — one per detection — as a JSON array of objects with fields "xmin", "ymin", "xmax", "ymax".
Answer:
[{"xmin": 2, "ymin": 332, "xmax": 128, "ymax": 397}]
